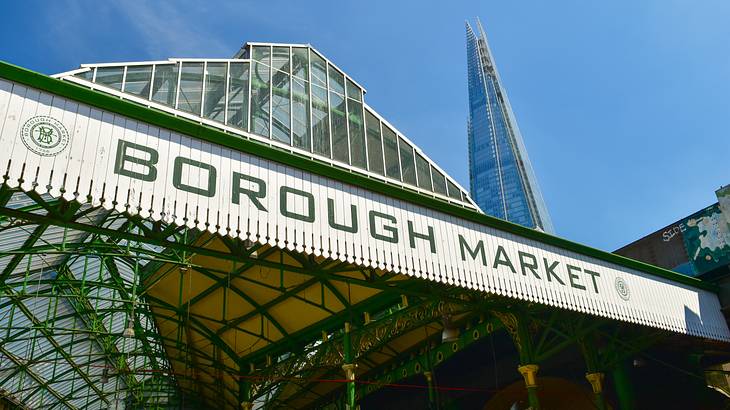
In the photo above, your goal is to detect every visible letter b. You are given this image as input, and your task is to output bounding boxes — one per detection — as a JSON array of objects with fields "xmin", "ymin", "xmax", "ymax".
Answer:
[{"xmin": 114, "ymin": 139, "xmax": 158, "ymax": 182}]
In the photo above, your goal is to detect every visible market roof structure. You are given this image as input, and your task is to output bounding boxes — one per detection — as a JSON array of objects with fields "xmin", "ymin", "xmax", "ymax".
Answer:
[{"xmin": 1, "ymin": 42, "xmax": 728, "ymax": 409}]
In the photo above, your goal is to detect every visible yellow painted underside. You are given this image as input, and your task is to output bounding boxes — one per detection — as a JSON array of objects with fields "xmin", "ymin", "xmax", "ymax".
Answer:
[{"xmin": 143, "ymin": 233, "xmax": 431, "ymax": 407}]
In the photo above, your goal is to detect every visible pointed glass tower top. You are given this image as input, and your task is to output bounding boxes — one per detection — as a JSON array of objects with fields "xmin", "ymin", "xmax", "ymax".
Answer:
[{"xmin": 466, "ymin": 18, "xmax": 554, "ymax": 233}]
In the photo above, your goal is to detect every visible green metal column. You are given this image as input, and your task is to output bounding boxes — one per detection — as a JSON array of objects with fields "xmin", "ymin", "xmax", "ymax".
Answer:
[
  {"xmin": 515, "ymin": 315, "xmax": 540, "ymax": 410},
  {"xmin": 423, "ymin": 370, "xmax": 438, "ymax": 409},
  {"xmin": 578, "ymin": 337, "xmax": 606, "ymax": 410},
  {"xmin": 517, "ymin": 364, "xmax": 540, "ymax": 409},
  {"xmin": 239, "ymin": 366, "xmax": 252, "ymax": 410},
  {"xmin": 342, "ymin": 322, "xmax": 357, "ymax": 409},
  {"xmin": 612, "ymin": 361, "xmax": 636, "ymax": 410}
]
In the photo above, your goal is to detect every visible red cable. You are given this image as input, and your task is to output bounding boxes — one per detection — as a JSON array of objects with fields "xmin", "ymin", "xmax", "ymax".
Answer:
[{"xmin": 77, "ymin": 362, "xmax": 496, "ymax": 393}]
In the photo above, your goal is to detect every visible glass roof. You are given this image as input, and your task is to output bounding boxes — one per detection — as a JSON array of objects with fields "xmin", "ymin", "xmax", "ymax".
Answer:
[
  {"xmin": 0, "ymin": 192, "xmax": 176, "ymax": 409},
  {"xmin": 53, "ymin": 42, "xmax": 477, "ymax": 210}
]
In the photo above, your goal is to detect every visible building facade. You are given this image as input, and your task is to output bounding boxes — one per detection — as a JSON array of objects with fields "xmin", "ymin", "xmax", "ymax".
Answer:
[
  {"xmin": 466, "ymin": 19, "xmax": 554, "ymax": 233},
  {"xmin": 616, "ymin": 184, "xmax": 730, "ymax": 279}
]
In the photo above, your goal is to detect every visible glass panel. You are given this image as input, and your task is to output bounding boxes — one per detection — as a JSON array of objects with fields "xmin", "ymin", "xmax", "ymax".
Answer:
[
  {"xmin": 292, "ymin": 48, "xmax": 308, "ymax": 80},
  {"xmin": 382, "ymin": 125, "xmax": 400, "ymax": 180},
  {"xmin": 227, "ymin": 62, "xmax": 249, "ymax": 130},
  {"xmin": 416, "ymin": 154, "xmax": 432, "ymax": 191},
  {"xmin": 151, "ymin": 64, "xmax": 178, "ymax": 106},
  {"xmin": 432, "ymin": 168, "xmax": 448, "ymax": 196},
  {"xmin": 203, "ymin": 63, "xmax": 226, "ymax": 122},
  {"xmin": 311, "ymin": 84, "xmax": 330, "ymax": 157},
  {"xmin": 292, "ymin": 77, "xmax": 310, "ymax": 150},
  {"xmin": 95, "ymin": 66, "xmax": 123, "ymax": 90},
  {"xmin": 250, "ymin": 61, "xmax": 270, "ymax": 137},
  {"xmin": 272, "ymin": 47, "xmax": 290, "ymax": 73},
  {"xmin": 177, "ymin": 62, "xmax": 203, "ymax": 115},
  {"xmin": 252, "ymin": 46, "xmax": 271, "ymax": 64},
  {"xmin": 365, "ymin": 110, "xmax": 384, "ymax": 175},
  {"xmin": 271, "ymin": 69, "xmax": 291, "ymax": 143},
  {"xmin": 330, "ymin": 92, "xmax": 348, "ymax": 163},
  {"xmin": 446, "ymin": 179, "xmax": 461, "ymax": 200},
  {"xmin": 311, "ymin": 52, "xmax": 327, "ymax": 87},
  {"xmin": 399, "ymin": 137, "xmax": 417, "ymax": 186},
  {"xmin": 328, "ymin": 64, "xmax": 344, "ymax": 95},
  {"xmin": 123, "ymin": 65, "xmax": 152, "ymax": 98},
  {"xmin": 75, "ymin": 69, "xmax": 93, "ymax": 81},
  {"xmin": 346, "ymin": 79, "xmax": 361, "ymax": 101},
  {"xmin": 347, "ymin": 99, "xmax": 366, "ymax": 169}
]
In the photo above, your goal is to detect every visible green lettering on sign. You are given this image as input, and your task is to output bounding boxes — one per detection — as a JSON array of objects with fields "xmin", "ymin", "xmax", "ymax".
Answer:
[
  {"xmin": 493, "ymin": 246, "xmax": 516, "ymax": 273},
  {"xmin": 458, "ymin": 235, "xmax": 487, "ymax": 266},
  {"xmin": 232, "ymin": 172, "xmax": 267, "ymax": 212},
  {"xmin": 544, "ymin": 259, "xmax": 565, "ymax": 285},
  {"xmin": 567, "ymin": 264, "xmax": 585, "ymax": 290},
  {"xmin": 369, "ymin": 211, "xmax": 398, "ymax": 243},
  {"xmin": 328, "ymin": 198, "xmax": 358, "ymax": 233},
  {"xmin": 280, "ymin": 186, "xmax": 315, "ymax": 223},
  {"xmin": 518, "ymin": 251, "xmax": 540, "ymax": 279},
  {"xmin": 114, "ymin": 139, "xmax": 158, "ymax": 182},
  {"xmin": 585, "ymin": 269, "xmax": 601, "ymax": 293},
  {"xmin": 172, "ymin": 157, "xmax": 216, "ymax": 197},
  {"xmin": 407, "ymin": 221, "xmax": 436, "ymax": 253}
]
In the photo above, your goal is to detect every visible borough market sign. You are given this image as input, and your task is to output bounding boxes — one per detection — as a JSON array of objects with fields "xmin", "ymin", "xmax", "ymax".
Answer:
[{"xmin": 1, "ymin": 73, "xmax": 728, "ymax": 342}]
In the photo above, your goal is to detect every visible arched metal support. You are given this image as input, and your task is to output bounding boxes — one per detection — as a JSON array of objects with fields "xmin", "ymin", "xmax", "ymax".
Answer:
[
  {"xmin": 494, "ymin": 310, "xmax": 541, "ymax": 409},
  {"xmin": 577, "ymin": 334, "xmax": 607, "ymax": 410}
]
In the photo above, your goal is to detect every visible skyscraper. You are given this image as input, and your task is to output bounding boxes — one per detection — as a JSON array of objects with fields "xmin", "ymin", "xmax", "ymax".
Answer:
[{"xmin": 466, "ymin": 19, "xmax": 554, "ymax": 233}]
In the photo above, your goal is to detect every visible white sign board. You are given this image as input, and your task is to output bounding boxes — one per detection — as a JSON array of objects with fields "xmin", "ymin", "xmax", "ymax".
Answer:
[{"xmin": 1, "ymin": 78, "xmax": 728, "ymax": 341}]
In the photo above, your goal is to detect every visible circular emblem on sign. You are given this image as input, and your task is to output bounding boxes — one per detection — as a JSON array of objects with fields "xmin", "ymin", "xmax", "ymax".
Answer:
[
  {"xmin": 20, "ymin": 116, "xmax": 70, "ymax": 157},
  {"xmin": 615, "ymin": 277, "xmax": 630, "ymax": 301}
]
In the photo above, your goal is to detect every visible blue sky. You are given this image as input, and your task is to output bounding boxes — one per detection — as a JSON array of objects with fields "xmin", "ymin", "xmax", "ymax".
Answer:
[{"xmin": 2, "ymin": 0, "xmax": 729, "ymax": 251}]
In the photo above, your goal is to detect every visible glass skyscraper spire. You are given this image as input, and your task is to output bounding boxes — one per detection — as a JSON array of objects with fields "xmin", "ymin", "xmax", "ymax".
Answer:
[{"xmin": 466, "ymin": 18, "xmax": 554, "ymax": 233}]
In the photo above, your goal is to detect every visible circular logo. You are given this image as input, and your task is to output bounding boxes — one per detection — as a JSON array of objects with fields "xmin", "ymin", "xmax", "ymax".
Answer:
[
  {"xmin": 615, "ymin": 277, "xmax": 630, "ymax": 301},
  {"xmin": 20, "ymin": 116, "xmax": 70, "ymax": 157}
]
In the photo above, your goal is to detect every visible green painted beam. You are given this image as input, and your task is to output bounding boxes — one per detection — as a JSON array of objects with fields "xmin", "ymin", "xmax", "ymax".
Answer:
[
  {"xmin": 362, "ymin": 318, "xmax": 501, "ymax": 397},
  {"xmin": 49, "ymin": 262, "xmax": 139, "ymax": 392},
  {"xmin": 297, "ymin": 318, "xmax": 504, "ymax": 409},
  {"xmin": 183, "ymin": 246, "xmax": 278, "ymax": 307},
  {"xmin": 1, "ymin": 291, "xmax": 110, "ymax": 406},
  {"xmin": 190, "ymin": 265, "xmax": 296, "ymax": 352},
  {"xmin": 0, "ymin": 345, "xmax": 80, "ymax": 410},
  {"xmin": 0, "ymin": 185, "xmax": 13, "ymax": 207},
  {"xmin": 141, "ymin": 294, "xmax": 240, "ymax": 363},
  {"xmin": 262, "ymin": 298, "xmax": 453, "ymax": 405},
  {"xmin": 0, "ymin": 224, "xmax": 51, "ymax": 282}
]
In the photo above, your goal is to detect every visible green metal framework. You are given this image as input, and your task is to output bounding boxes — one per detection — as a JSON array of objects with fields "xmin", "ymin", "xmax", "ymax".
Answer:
[
  {"xmin": 0, "ymin": 185, "xmax": 721, "ymax": 409},
  {"xmin": 0, "ymin": 186, "xmax": 480, "ymax": 408},
  {"xmin": 0, "ymin": 60, "xmax": 724, "ymax": 409}
]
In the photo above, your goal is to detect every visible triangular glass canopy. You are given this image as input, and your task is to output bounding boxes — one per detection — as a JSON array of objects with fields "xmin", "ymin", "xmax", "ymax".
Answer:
[{"xmin": 54, "ymin": 42, "xmax": 477, "ymax": 209}]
